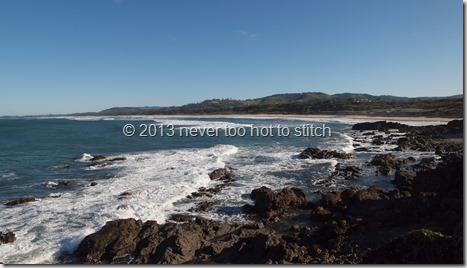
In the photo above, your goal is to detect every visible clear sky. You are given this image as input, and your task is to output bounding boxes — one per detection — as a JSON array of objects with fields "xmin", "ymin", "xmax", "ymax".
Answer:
[{"xmin": 0, "ymin": 0, "xmax": 463, "ymax": 116}]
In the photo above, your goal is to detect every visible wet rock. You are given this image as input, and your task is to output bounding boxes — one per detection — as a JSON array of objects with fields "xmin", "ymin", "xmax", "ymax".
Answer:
[
  {"xmin": 188, "ymin": 201, "xmax": 215, "ymax": 212},
  {"xmin": 110, "ymin": 157, "xmax": 126, "ymax": 162},
  {"xmin": 87, "ymin": 157, "xmax": 126, "ymax": 168},
  {"xmin": 299, "ymin": 148, "xmax": 352, "ymax": 160},
  {"xmin": 412, "ymin": 157, "xmax": 436, "ymax": 172},
  {"xmin": 370, "ymin": 153, "xmax": 408, "ymax": 175},
  {"xmin": 118, "ymin": 191, "xmax": 133, "ymax": 200},
  {"xmin": 354, "ymin": 147, "xmax": 369, "ymax": 152},
  {"xmin": 90, "ymin": 182, "xmax": 98, "ymax": 186},
  {"xmin": 91, "ymin": 155, "xmax": 107, "ymax": 161},
  {"xmin": 396, "ymin": 135, "xmax": 436, "ymax": 151},
  {"xmin": 329, "ymin": 165, "xmax": 362, "ymax": 180},
  {"xmin": 209, "ymin": 167, "xmax": 234, "ymax": 182},
  {"xmin": 57, "ymin": 180, "xmax": 75, "ymax": 187},
  {"xmin": 362, "ymin": 131, "xmax": 375, "ymax": 136},
  {"xmin": 0, "ymin": 232, "xmax": 16, "ymax": 244},
  {"xmin": 371, "ymin": 136, "xmax": 385, "ymax": 145},
  {"xmin": 5, "ymin": 197, "xmax": 37, "ymax": 206},
  {"xmin": 246, "ymin": 186, "xmax": 307, "ymax": 218}
]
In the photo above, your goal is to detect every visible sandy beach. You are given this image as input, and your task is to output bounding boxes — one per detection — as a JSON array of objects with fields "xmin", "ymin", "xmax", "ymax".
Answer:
[{"xmin": 131, "ymin": 114, "xmax": 462, "ymax": 122}]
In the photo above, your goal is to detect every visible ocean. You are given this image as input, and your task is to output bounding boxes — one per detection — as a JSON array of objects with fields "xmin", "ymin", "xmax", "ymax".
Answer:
[{"xmin": 0, "ymin": 116, "xmax": 441, "ymax": 263}]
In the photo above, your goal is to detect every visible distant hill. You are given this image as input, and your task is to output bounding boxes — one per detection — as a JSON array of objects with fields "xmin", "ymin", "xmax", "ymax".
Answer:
[{"xmin": 70, "ymin": 92, "xmax": 463, "ymax": 118}]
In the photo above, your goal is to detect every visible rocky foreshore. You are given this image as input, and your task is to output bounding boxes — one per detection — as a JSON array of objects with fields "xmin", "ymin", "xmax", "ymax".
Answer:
[{"xmin": 60, "ymin": 120, "xmax": 463, "ymax": 264}]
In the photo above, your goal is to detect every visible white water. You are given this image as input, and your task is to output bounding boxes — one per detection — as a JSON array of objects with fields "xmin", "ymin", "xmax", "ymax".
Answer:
[{"xmin": 0, "ymin": 117, "xmax": 443, "ymax": 264}]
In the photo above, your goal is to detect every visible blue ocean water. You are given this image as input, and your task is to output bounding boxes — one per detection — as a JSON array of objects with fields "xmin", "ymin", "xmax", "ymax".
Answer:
[{"xmin": 0, "ymin": 116, "xmax": 437, "ymax": 263}]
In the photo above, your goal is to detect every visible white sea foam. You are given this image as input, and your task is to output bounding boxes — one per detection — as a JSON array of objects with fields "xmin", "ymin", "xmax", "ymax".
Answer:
[
  {"xmin": 76, "ymin": 153, "xmax": 93, "ymax": 162},
  {"xmin": 154, "ymin": 118, "xmax": 252, "ymax": 129},
  {"xmin": 0, "ymin": 144, "xmax": 240, "ymax": 264},
  {"xmin": 1, "ymin": 172, "xmax": 18, "ymax": 181}
]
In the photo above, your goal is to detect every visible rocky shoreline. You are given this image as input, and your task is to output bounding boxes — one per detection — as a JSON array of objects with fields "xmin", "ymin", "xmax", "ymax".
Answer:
[
  {"xmin": 59, "ymin": 119, "xmax": 463, "ymax": 264},
  {"xmin": 2, "ymin": 120, "xmax": 462, "ymax": 264}
]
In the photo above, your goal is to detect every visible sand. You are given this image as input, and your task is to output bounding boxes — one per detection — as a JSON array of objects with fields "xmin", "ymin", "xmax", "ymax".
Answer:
[{"xmin": 149, "ymin": 114, "xmax": 461, "ymax": 122}]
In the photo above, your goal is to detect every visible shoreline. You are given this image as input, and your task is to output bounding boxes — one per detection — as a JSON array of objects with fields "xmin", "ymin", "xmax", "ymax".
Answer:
[
  {"xmin": 179, "ymin": 114, "xmax": 461, "ymax": 122},
  {"xmin": 69, "ymin": 119, "xmax": 463, "ymax": 264},
  {"xmin": 53, "ymin": 114, "xmax": 462, "ymax": 123}
]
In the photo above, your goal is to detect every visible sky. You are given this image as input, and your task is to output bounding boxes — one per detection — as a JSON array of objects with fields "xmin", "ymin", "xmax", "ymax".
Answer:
[{"xmin": 0, "ymin": 0, "xmax": 463, "ymax": 116}]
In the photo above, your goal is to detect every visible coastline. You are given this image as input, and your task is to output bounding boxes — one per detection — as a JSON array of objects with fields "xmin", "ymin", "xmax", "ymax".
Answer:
[
  {"xmin": 55, "ymin": 114, "xmax": 462, "ymax": 123},
  {"xmin": 67, "ymin": 119, "xmax": 463, "ymax": 264},
  {"xmin": 178, "ymin": 114, "xmax": 461, "ymax": 122},
  {"xmin": 1, "ymin": 117, "xmax": 462, "ymax": 264}
]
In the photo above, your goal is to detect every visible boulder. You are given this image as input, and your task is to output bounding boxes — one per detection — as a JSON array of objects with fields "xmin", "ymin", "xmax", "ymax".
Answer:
[
  {"xmin": 74, "ymin": 218, "xmax": 143, "ymax": 264},
  {"xmin": 247, "ymin": 186, "xmax": 307, "ymax": 218},
  {"xmin": 0, "ymin": 232, "xmax": 16, "ymax": 244},
  {"xmin": 209, "ymin": 167, "xmax": 234, "ymax": 182}
]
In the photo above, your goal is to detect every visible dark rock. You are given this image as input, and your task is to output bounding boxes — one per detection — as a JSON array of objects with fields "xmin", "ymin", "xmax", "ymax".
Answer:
[
  {"xmin": 372, "ymin": 136, "xmax": 385, "ymax": 145},
  {"xmin": 74, "ymin": 218, "xmax": 143, "ymax": 264},
  {"xmin": 412, "ymin": 155, "xmax": 462, "ymax": 199},
  {"xmin": 310, "ymin": 206, "xmax": 332, "ymax": 221},
  {"xmin": 299, "ymin": 148, "xmax": 352, "ymax": 160},
  {"xmin": 209, "ymin": 167, "xmax": 234, "ymax": 182},
  {"xmin": 5, "ymin": 197, "xmax": 37, "ymax": 206},
  {"xmin": 57, "ymin": 180, "xmax": 75, "ymax": 187},
  {"xmin": 328, "ymin": 165, "xmax": 362, "ymax": 181},
  {"xmin": 90, "ymin": 182, "xmax": 98, "ymax": 186},
  {"xmin": 118, "ymin": 191, "xmax": 133, "ymax": 200},
  {"xmin": 352, "ymin": 121, "xmax": 410, "ymax": 132},
  {"xmin": 319, "ymin": 219, "xmax": 350, "ymax": 238},
  {"xmin": 0, "ymin": 232, "xmax": 16, "ymax": 244},
  {"xmin": 188, "ymin": 201, "xmax": 215, "ymax": 212},
  {"xmin": 109, "ymin": 157, "xmax": 126, "ymax": 162},
  {"xmin": 354, "ymin": 147, "xmax": 369, "ymax": 152},
  {"xmin": 364, "ymin": 229, "xmax": 459, "ymax": 264},
  {"xmin": 247, "ymin": 186, "xmax": 307, "ymax": 218},
  {"xmin": 412, "ymin": 157, "xmax": 436, "ymax": 172},
  {"xmin": 393, "ymin": 171, "xmax": 416, "ymax": 191},
  {"xmin": 446, "ymin": 119, "xmax": 462, "ymax": 129},
  {"xmin": 91, "ymin": 155, "xmax": 107, "ymax": 161},
  {"xmin": 370, "ymin": 153, "xmax": 407, "ymax": 175}
]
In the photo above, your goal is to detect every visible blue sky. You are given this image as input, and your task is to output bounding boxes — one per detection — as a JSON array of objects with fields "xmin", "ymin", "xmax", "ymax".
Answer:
[{"xmin": 0, "ymin": 0, "xmax": 463, "ymax": 116}]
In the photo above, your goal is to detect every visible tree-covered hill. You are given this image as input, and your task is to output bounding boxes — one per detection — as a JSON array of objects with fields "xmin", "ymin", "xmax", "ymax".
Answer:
[{"xmin": 77, "ymin": 92, "xmax": 463, "ymax": 118}]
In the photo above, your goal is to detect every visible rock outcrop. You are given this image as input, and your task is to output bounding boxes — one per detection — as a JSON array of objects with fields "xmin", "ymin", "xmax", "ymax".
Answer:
[
  {"xmin": 0, "ymin": 232, "xmax": 16, "ymax": 244},
  {"xmin": 298, "ymin": 148, "xmax": 352, "ymax": 160},
  {"xmin": 243, "ymin": 186, "xmax": 307, "ymax": 218},
  {"xmin": 5, "ymin": 197, "xmax": 37, "ymax": 206}
]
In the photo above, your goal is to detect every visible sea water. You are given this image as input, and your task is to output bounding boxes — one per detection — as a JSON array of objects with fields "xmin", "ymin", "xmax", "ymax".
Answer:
[{"xmin": 0, "ymin": 116, "xmax": 441, "ymax": 263}]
